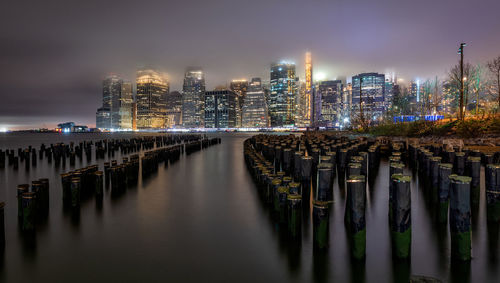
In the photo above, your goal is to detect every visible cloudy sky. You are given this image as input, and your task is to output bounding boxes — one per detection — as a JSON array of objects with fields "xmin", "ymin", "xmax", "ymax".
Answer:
[{"xmin": 1, "ymin": 0, "xmax": 500, "ymax": 129}]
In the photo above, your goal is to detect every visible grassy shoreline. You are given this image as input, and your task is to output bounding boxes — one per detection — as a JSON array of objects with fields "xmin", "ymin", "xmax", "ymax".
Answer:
[{"xmin": 360, "ymin": 116, "xmax": 500, "ymax": 138}]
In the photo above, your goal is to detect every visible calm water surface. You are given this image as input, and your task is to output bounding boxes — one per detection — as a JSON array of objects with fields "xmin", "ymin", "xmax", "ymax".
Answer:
[{"xmin": 0, "ymin": 132, "xmax": 499, "ymax": 282}]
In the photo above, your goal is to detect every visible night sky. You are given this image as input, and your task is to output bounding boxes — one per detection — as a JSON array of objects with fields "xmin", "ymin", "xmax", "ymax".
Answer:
[{"xmin": 1, "ymin": 0, "xmax": 500, "ymax": 129}]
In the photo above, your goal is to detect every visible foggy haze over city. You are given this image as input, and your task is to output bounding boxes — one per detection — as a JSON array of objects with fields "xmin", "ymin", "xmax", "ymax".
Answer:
[{"xmin": 1, "ymin": 0, "xmax": 500, "ymax": 129}]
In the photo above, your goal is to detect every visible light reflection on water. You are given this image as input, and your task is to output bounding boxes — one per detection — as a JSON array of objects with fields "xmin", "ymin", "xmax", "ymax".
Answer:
[{"xmin": 0, "ymin": 132, "xmax": 498, "ymax": 282}]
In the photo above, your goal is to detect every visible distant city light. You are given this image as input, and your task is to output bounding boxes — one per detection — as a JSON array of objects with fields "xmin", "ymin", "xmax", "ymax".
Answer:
[{"xmin": 315, "ymin": 72, "xmax": 326, "ymax": 81}]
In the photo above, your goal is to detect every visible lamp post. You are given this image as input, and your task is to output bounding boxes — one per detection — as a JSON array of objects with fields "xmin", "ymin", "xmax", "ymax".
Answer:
[{"xmin": 458, "ymin": 43, "xmax": 466, "ymax": 120}]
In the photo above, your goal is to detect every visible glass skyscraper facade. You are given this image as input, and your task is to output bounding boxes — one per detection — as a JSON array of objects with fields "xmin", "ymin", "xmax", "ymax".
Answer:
[
  {"xmin": 96, "ymin": 74, "xmax": 122, "ymax": 130},
  {"xmin": 269, "ymin": 62, "xmax": 298, "ymax": 127},
  {"xmin": 230, "ymin": 79, "xmax": 248, "ymax": 127},
  {"xmin": 242, "ymin": 78, "xmax": 268, "ymax": 128},
  {"xmin": 204, "ymin": 90, "xmax": 237, "ymax": 128},
  {"xmin": 318, "ymin": 80, "xmax": 343, "ymax": 128},
  {"xmin": 136, "ymin": 68, "xmax": 169, "ymax": 129},
  {"xmin": 182, "ymin": 68, "xmax": 205, "ymax": 128},
  {"xmin": 351, "ymin": 73, "xmax": 385, "ymax": 123},
  {"xmin": 111, "ymin": 81, "xmax": 133, "ymax": 129},
  {"xmin": 304, "ymin": 52, "xmax": 313, "ymax": 126}
]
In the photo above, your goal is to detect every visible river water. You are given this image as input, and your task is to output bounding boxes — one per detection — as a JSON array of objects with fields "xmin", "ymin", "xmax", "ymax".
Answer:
[{"xmin": 0, "ymin": 132, "xmax": 498, "ymax": 282}]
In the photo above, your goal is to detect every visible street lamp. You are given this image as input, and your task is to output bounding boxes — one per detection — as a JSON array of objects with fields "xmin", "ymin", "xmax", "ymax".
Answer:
[{"xmin": 458, "ymin": 43, "xmax": 466, "ymax": 120}]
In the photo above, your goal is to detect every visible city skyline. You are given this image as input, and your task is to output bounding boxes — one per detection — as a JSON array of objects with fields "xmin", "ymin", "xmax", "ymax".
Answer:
[{"xmin": 2, "ymin": 0, "xmax": 500, "ymax": 129}]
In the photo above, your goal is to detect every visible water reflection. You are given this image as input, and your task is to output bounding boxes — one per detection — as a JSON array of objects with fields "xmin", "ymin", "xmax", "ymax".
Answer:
[
  {"xmin": 450, "ymin": 259, "xmax": 471, "ymax": 283},
  {"xmin": 312, "ymin": 249, "xmax": 329, "ymax": 283}
]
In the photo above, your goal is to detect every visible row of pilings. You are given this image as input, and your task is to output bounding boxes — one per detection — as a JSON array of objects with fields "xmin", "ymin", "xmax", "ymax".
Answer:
[
  {"xmin": 0, "ymin": 135, "xmax": 204, "ymax": 171},
  {"xmin": 244, "ymin": 133, "xmax": 500, "ymax": 263},
  {"xmin": 0, "ymin": 135, "xmax": 221, "ymax": 249}
]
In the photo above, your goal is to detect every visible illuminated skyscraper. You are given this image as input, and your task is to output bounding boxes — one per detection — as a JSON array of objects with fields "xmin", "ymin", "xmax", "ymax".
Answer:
[
  {"xmin": 230, "ymin": 79, "xmax": 248, "ymax": 127},
  {"xmin": 269, "ymin": 62, "xmax": 298, "ymax": 127},
  {"xmin": 102, "ymin": 75, "xmax": 122, "ymax": 110},
  {"xmin": 384, "ymin": 79, "xmax": 395, "ymax": 112},
  {"xmin": 136, "ymin": 68, "xmax": 169, "ymax": 129},
  {"xmin": 165, "ymin": 91, "xmax": 182, "ymax": 128},
  {"xmin": 318, "ymin": 80, "xmax": 343, "ymax": 128},
  {"xmin": 242, "ymin": 78, "xmax": 269, "ymax": 128},
  {"xmin": 204, "ymin": 90, "xmax": 237, "ymax": 128},
  {"xmin": 96, "ymin": 107, "xmax": 111, "ymax": 129},
  {"xmin": 305, "ymin": 52, "xmax": 313, "ymax": 126},
  {"xmin": 96, "ymin": 74, "xmax": 122, "ymax": 130},
  {"xmin": 352, "ymin": 73, "xmax": 385, "ymax": 123},
  {"xmin": 110, "ymin": 81, "xmax": 133, "ymax": 129},
  {"xmin": 182, "ymin": 67, "xmax": 205, "ymax": 128}
]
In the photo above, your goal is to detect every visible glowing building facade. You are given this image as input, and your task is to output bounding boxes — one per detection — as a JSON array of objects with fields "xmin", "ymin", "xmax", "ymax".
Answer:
[
  {"xmin": 352, "ymin": 73, "xmax": 385, "ymax": 123},
  {"xmin": 304, "ymin": 52, "xmax": 313, "ymax": 126},
  {"xmin": 242, "ymin": 78, "xmax": 269, "ymax": 128},
  {"xmin": 318, "ymin": 80, "xmax": 343, "ymax": 128},
  {"xmin": 230, "ymin": 79, "xmax": 248, "ymax": 127},
  {"xmin": 269, "ymin": 62, "xmax": 298, "ymax": 127},
  {"xmin": 136, "ymin": 69, "xmax": 169, "ymax": 129},
  {"xmin": 182, "ymin": 68, "xmax": 205, "ymax": 128},
  {"xmin": 110, "ymin": 81, "xmax": 133, "ymax": 129}
]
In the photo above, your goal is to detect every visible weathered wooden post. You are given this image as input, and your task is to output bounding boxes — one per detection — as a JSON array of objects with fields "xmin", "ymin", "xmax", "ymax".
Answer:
[
  {"xmin": 486, "ymin": 164, "xmax": 500, "ymax": 222},
  {"xmin": 438, "ymin": 164, "xmax": 454, "ymax": 223},
  {"xmin": 316, "ymin": 163, "xmax": 333, "ymax": 202},
  {"xmin": 313, "ymin": 200, "xmax": 329, "ymax": 249},
  {"xmin": 449, "ymin": 175, "xmax": 472, "ymax": 261},
  {"xmin": 348, "ymin": 175, "xmax": 366, "ymax": 260},
  {"xmin": 392, "ymin": 175, "xmax": 411, "ymax": 259},
  {"xmin": 287, "ymin": 194, "xmax": 302, "ymax": 239}
]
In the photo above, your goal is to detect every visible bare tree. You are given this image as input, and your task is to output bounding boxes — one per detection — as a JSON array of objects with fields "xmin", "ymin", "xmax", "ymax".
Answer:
[
  {"xmin": 432, "ymin": 76, "xmax": 441, "ymax": 113},
  {"xmin": 470, "ymin": 64, "xmax": 486, "ymax": 114},
  {"xmin": 487, "ymin": 56, "xmax": 500, "ymax": 111},
  {"xmin": 447, "ymin": 62, "xmax": 474, "ymax": 119}
]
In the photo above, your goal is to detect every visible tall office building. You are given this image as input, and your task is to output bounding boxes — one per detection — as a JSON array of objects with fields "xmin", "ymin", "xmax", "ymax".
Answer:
[
  {"xmin": 230, "ymin": 79, "xmax": 248, "ymax": 128},
  {"xmin": 410, "ymin": 80, "xmax": 422, "ymax": 103},
  {"xmin": 96, "ymin": 107, "xmax": 111, "ymax": 129},
  {"xmin": 132, "ymin": 102, "xmax": 137, "ymax": 130},
  {"xmin": 304, "ymin": 52, "xmax": 314, "ymax": 126},
  {"xmin": 182, "ymin": 67, "xmax": 205, "ymax": 128},
  {"xmin": 102, "ymin": 75, "xmax": 122, "ymax": 110},
  {"xmin": 110, "ymin": 81, "xmax": 133, "ymax": 129},
  {"xmin": 317, "ymin": 80, "xmax": 343, "ymax": 128},
  {"xmin": 136, "ymin": 68, "xmax": 169, "ymax": 129},
  {"xmin": 269, "ymin": 62, "xmax": 298, "ymax": 127},
  {"xmin": 165, "ymin": 91, "xmax": 182, "ymax": 128},
  {"xmin": 242, "ymin": 78, "xmax": 269, "ymax": 128},
  {"xmin": 230, "ymin": 79, "xmax": 248, "ymax": 106},
  {"xmin": 351, "ymin": 73, "xmax": 385, "ymax": 123},
  {"xmin": 384, "ymin": 79, "xmax": 395, "ymax": 112},
  {"xmin": 204, "ymin": 90, "xmax": 238, "ymax": 128},
  {"xmin": 96, "ymin": 74, "xmax": 122, "ymax": 130}
]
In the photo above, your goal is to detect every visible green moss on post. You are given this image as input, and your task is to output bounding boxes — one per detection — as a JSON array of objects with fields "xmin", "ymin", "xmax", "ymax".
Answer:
[
  {"xmin": 313, "ymin": 200, "xmax": 329, "ymax": 249},
  {"xmin": 352, "ymin": 229, "xmax": 366, "ymax": 260},
  {"xmin": 449, "ymin": 175, "xmax": 472, "ymax": 261},
  {"xmin": 287, "ymin": 194, "xmax": 302, "ymax": 238}
]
